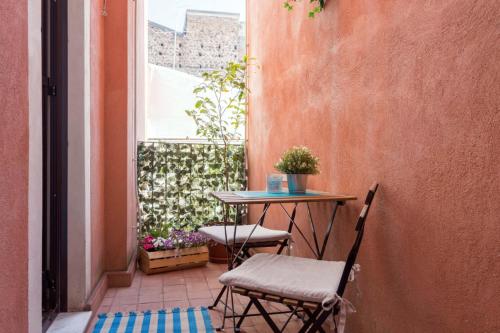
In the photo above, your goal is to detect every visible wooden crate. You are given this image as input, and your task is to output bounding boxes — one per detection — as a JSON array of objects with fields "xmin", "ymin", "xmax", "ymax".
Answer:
[{"xmin": 139, "ymin": 246, "xmax": 209, "ymax": 275}]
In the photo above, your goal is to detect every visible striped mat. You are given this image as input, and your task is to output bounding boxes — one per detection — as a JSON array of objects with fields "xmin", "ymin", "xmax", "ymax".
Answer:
[{"xmin": 92, "ymin": 307, "xmax": 214, "ymax": 333}]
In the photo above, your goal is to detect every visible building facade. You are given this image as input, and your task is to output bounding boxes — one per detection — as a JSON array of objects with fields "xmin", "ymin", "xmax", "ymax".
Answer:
[{"xmin": 148, "ymin": 10, "xmax": 245, "ymax": 76}]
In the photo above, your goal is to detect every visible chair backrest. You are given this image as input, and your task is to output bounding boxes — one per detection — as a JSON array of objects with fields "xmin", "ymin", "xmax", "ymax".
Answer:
[{"xmin": 336, "ymin": 183, "xmax": 379, "ymax": 297}]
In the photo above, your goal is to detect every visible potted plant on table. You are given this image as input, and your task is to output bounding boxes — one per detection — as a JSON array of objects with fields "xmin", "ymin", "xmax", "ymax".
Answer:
[
  {"xmin": 275, "ymin": 146, "xmax": 320, "ymax": 194},
  {"xmin": 185, "ymin": 58, "xmax": 248, "ymax": 263},
  {"xmin": 139, "ymin": 228, "xmax": 209, "ymax": 274}
]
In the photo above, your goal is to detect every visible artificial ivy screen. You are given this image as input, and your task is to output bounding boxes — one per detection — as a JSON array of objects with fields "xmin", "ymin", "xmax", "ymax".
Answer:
[{"xmin": 137, "ymin": 141, "xmax": 246, "ymax": 236}]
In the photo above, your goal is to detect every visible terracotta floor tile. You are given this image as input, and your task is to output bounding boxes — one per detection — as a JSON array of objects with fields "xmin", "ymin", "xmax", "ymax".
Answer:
[
  {"xmin": 164, "ymin": 288, "xmax": 188, "ymax": 301},
  {"xmin": 104, "ymin": 288, "xmax": 118, "ymax": 297},
  {"xmin": 113, "ymin": 295, "xmax": 139, "ymax": 305},
  {"xmin": 130, "ymin": 278, "xmax": 142, "ymax": 288},
  {"xmin": 139, "ymin": 293, "xmax": 164, "ymax": 304},
  {"xmin": 203, "ymin": 269, "xmax": 223, "ymax": 278},
  {"xmin": 186, "ymin": 282, "xmax": 209, "ymax": 291},
  {"xmin": 186, "ymin": 276, "xmax": 204, "ymax": 283},
  {"xmin": 141, "ymin": 279, "xmax": 163, "ymax": 288},
  {"xmin": 109, "ymin": 304, "xmax": 137, "ymax": 313},
  {"xmin": 96, "ymin": 304, "xmax": 110, "ymax": 314},
  {"xmin": 189, "ymin": 298, "xmax": 214, "ymax": 308},
  {"xmin": 91, "ymin": 263, "xmax": 229, "ymax": 328},
  {"xmin": 163, "ymin": 270, "xmax": 184, "ymax": 278},
  {"xmin": 137, "ymin": 302, "xmax": 164, "ymax": 312},
  {"xmin": 207, "ymin": 279, "xmax": 223, "ymax": 289},
  {"xmin": 115, "ymin": 287, "xmax": 140, "ymax": 297},
  {"xmin": 253, "ymin": 323, "xmax": 276, "ymax": 333},
  {"xmin": 188, "ymin": 289, "xmax": 213, "ymax": 299},
  {"xmin": 100, "ymin": 297, "xmax": 113, "ymax": 306},
  {"xmin": 209, "ymin": 287, "xmax": 223, "ymax": 298},
  {"xmin": 182, "ymin": 268, "xmax": 205, "ymax": 278},
  {"xmin": 164, "ymin": 300, "xmax": 190, "ymax": 309},
  {"xmin": 139, "ymin": 286, "xmax": 163, "ymax": 295},
  {"xmin": 163, "ymin": 284, "xmax": 187, "ymax": 292},
  {"xmin": 164, "ymin": 276, "xmax": 186, "ymax": 286}
]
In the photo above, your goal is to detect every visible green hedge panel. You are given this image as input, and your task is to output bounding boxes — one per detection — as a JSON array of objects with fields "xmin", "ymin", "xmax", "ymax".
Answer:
[{"xmin": 137, "ymin": 142, "xmax": 246, "ymax": 235}]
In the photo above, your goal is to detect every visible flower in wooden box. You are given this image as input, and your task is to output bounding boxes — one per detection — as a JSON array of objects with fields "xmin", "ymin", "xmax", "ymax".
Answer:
[{"xmin": 139, "ymin": 230, "xmax": 209, "ymax": 274}]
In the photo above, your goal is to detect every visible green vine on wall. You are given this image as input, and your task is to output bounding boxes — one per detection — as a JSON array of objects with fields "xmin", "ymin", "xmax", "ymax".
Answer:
[
  {"xmin": 137, "ymin": 141, "xmax": 246, "ymax": 236},
  {"xmin": 284, "ymin": 0, "xmax": 325, "ymax": 18}
]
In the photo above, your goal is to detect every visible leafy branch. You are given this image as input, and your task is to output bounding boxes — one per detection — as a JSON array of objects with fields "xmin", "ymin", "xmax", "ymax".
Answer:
[
  {"xmin": 284, "ymin": 0, "xmax": 325, "ymax": 18},
  {"xmin": 185, "ymin": 58, "xmax": 248, "ymax": 191}
]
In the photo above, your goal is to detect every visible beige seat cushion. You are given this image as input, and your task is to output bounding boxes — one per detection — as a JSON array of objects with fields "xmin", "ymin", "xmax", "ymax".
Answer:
[
  {"xmin": 219, "ymin": 253, "xmax": 346, "ymax": 306},
  {"xmin": 198, "ymin": 225, "xmax": 291, "ymax": 245}
]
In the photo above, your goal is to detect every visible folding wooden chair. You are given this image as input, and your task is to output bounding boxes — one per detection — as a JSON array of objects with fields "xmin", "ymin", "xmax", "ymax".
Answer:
[
  {"xmin": 199, "ymin": 204, "xmax": 296, "ymax": 310},
  {"xmin": 219, "ymin": 183, "xmax": 379, "ymax": 333}
]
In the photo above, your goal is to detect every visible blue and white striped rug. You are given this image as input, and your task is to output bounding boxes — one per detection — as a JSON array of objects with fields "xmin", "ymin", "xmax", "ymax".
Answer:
[{"xmin": 92, "ymin": 307, "xmax": 214, "ymax": 333}]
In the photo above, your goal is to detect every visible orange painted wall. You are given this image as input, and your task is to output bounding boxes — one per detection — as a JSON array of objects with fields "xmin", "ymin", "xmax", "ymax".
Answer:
[
  {"xmin": 247, "ymin": 1, "xmax": 500, "ymax": 332},
  {"xmin": 90, "ymin": 0, "xmax": 107, "ymax": 289},
  {"xmin": 90, "ymin": 0, "xmax": 136, "ymax": 286},
  {"xmin": 0, "ymin": 0, "xmax": 29, "ymax": 331},
  {"xmin": 103, "ymin": 0, "xmax": 130, "ymax": 271}
]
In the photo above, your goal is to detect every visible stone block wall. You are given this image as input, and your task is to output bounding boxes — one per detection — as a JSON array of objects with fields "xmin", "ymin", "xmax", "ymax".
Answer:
[{"xmin": 148, "ymin": 10, "xmax": 245, "ymax": 76}]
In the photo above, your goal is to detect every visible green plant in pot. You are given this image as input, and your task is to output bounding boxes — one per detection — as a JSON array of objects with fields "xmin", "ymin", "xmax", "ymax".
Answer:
[
  {"xmin": 275, "ymin": 146, "xmax": 320, "ymax": 194},
  {"xmin": 186, "ymin": 58, "xmax": 248, "ymax": 262}
]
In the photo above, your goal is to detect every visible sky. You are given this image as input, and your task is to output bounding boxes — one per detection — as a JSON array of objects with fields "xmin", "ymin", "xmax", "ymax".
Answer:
[{"xmin": 148, "ymin": 0, "xmax": 246, "ymax": 31}]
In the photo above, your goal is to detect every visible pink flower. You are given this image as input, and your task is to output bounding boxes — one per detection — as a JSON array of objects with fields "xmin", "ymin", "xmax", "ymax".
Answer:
[
  {"xmin": 143, "ymin": 243, "xmax": 154, "ymax": 251},
  {"xmin": 143, "ymin": 235, "xmax": 154, "ymax": 244}
]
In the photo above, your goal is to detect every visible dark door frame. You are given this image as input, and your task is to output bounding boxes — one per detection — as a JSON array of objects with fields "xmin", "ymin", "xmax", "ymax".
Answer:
[{"xmin": 41, "ymin": 0, "xmax": 68, "ymax": 330}]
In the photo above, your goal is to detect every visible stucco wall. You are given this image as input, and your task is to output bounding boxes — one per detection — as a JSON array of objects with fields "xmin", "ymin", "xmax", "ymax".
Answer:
[
  {"xmin": 90, "ymin": 0, "xmax": 107, "ymax": 289},
  {"xmin": 247, "ymin": 1, "xmax": 500, "ymax": 332},
  {"xmin": 90, "ymin": 0, "xmax": 136, "ymax": 291},
  {"xmin": 0, "ymin": 0, "xmax": 29, "ymax": 331}
]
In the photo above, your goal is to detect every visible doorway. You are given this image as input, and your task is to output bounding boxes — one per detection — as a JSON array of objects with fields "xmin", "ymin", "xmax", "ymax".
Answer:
[{"xmin": 41, "ymin": 0, "xmax": 68, "ymax": 330}]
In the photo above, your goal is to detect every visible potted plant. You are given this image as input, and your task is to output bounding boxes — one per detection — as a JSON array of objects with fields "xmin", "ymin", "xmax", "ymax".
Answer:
[
  {"xmin": 275, "ymin": 146, "xmax": 320, "ymax": 193},
  {"xmin": 139, "ymin": 229, "xmax": 209, "ymax": 274},
  {"xmin": 186, "ymin": 58, "xmax": 248, "ymax": 263}
]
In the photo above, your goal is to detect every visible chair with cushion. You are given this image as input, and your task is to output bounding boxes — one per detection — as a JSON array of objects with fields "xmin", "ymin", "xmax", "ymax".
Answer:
[
  {"xmin": 219, "ymin": 183, "xmax": 379, "ymax": 333},
  {"xmin": 199, "ymin": 206, "xmax": 294, "ymax": 310}
]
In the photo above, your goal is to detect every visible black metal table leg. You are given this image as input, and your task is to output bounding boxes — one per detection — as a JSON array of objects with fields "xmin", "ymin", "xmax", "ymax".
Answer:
[{"xmin": 318, "ymin": 201, "xmax": 341, "ymax": 260}]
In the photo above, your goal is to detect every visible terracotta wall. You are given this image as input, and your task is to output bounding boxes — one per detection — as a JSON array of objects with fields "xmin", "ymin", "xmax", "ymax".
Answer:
[
  {"xmin": 247, "ymin": 1, "xmax": 499, "ymax": 332},
  {"xmin": 90, "ymin": 0, "xmax": 107, "ymax": 289},
  {"xmin": 102, "ymin": 0, "xmax": 130, "ymax": 272},
  {"xmin": 0, "ymin": 0, "xmax": 29, "ymax": 331},
  {"xmin": 90, "ymin": 0, "xmax": 136, "ymax": 288}
]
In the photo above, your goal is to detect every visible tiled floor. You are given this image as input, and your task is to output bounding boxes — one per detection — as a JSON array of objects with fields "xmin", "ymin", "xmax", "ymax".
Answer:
[{"xmin": 87, "ymin": 262, "xmax": 305, "ymax": 332}]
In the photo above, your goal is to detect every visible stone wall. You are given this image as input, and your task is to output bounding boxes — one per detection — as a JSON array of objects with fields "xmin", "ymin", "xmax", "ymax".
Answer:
[
  {"xmin": 148, "ymin": 10, "xmax": 245, "ymax": 76},
  {"xmin": 148, "ymin": 22, "xmax": 177, "ymax": 68}
]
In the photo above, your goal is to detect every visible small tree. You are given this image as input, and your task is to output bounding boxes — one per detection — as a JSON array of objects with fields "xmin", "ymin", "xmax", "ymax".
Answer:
[{"xmin": 186, "ymin": 58, "xmax": 248, "ymax": 191}]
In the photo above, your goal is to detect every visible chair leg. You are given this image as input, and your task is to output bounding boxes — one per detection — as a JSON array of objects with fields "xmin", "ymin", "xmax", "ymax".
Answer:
[
  {"xmin": 251, "ymin": 298, "xmax": 281, "ymax": 333},
  {"xmin": 236, "ymin": 301, "xmax": 253, "ymax": 328},
  {"xmin": 298, "ymin": 307, "xmax": 322, "ymax": 333},
  {"xmin": 306, "ymin": 310, "xmax": 330, "ymax": 333},
  {"xmin": 209, "ymin": 285, "xmax": 227, "ymax": 309},
  {"xmin": 303, "ymin": 309, "xmax": 326, "ymax": 333},
  {"xmin": 217, "ymin": 285, "xmax": 231, "ymax": 331}
]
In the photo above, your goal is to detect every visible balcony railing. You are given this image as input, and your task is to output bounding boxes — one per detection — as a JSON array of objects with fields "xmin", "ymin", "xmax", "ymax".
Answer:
[{"xmin": 137, "ymin": 140, "xmax": 246, "ymax": 235}]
